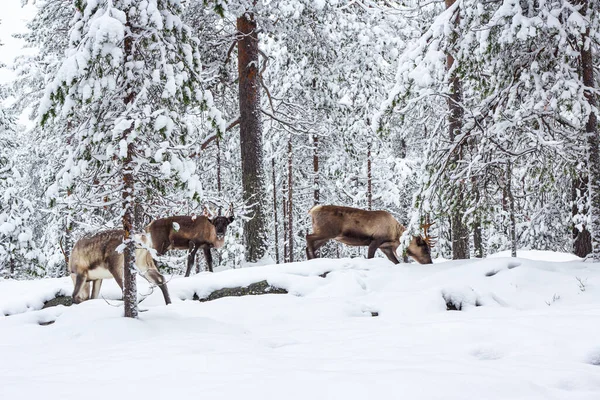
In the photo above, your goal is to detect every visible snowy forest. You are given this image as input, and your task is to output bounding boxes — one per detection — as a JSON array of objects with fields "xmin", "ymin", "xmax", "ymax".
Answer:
[
  {"xmin": 0, "ymin": 0, "xmax": 599, "ymax": 280},
  {"xmin": 2, "ymin": 2, "xmax": 600, "ymax": 396}
]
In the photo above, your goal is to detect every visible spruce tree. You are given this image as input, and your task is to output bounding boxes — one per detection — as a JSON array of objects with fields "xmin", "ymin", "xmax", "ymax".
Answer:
[{"xmin": 41, "ymin": 0, "xmax": 223, "ymax": 316}]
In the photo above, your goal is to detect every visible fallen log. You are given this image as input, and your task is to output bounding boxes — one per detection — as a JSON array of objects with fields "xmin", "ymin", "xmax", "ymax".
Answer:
[{"xmin": 193, "ymin": 280, "xmax": 288, "ymax": 302}]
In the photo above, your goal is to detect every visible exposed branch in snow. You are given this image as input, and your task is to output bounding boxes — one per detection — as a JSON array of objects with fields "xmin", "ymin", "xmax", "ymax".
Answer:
[
  {"xmin": 223, "ymin": 39, "xmax": 237, "ymax": 66},
  {"xmin": 260, "ymin": 109, "xmax": 313, "ymax": 134},
  {"xmin": 58, "ymin": 238, "xmax": 69, "ymax": 266},
  {"xmin": 200, "ymin": 118, "xmax": 240, "ymax": 151},
  {"xmin": 257, "ymin": 48, "xmax": 274, "ymax": 113}
]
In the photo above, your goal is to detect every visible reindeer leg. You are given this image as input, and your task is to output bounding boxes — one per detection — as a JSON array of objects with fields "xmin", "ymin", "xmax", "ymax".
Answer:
[
  {"xmin": 380, "ymin": 247, "xmax": 400, "ymax": 264},
  {"xmin": 306, "ymin": 234, "xmax": 328, "ymax": 259},
  {"xmin": 185, "ymin": 242, "xmax": 198, "ymax": 277},
  {"xmin": 306, "ymin": 234, "xmax": 316, "ymax": 259},
  {"xmin": 203, "ymin": 247, "xmax": 213, "ymax": 272},
  {"xmin": 378, "ymin": 242, "xmax": 400, "ymax": 264},
  {"xmin": 144, "ymin": 269, "xmax": 172, "ymax": 305},
  {"xmin": 91, "ymin": 279, "xmax": 103, "ymax": 299},
  {"xmin": 367, "ymin": 240, "xmax": 383, "ymax": 259},
  {"xmin": 109, "ymin": 265, "xmax": 124, "ymax": 300}
]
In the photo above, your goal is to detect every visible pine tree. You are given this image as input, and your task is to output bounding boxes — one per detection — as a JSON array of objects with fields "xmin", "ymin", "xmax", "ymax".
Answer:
[
  {"xmin": 577, "ymin": 0, "xmax": 600, "ymax": 260},
  {"xmin": 11, "ymin": 0, "xmax": 76, "ymax": 277},
  {"xmin": 237, "ymin": 8, "xmax": 268, "ymax": 262},
  {"xmin": 41, "ymin": 0, "xmax": 224, "ymax": 316},
  {"xmin": 0, "ymin": 107, "xmax": 41, "ymax": 278}
]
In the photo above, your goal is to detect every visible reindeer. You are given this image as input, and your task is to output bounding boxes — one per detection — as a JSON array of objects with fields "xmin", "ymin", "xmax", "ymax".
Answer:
[
  {"xmin": 306, "ymin": 205, "xmax": 433, "ymax": 264},
  {"xmin": 70, "ymin": 230, "xmax": 171, "ymax": 305},
  {"xmin": 145, "ymin": 205, "xmax": 234, "ymax": 276}
]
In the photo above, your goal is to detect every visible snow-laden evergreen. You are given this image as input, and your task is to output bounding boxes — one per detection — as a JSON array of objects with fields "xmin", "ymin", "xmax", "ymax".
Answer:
[
  {"xmin": 376, "ymin": 0, "xmax": 600, "ymax": 258},
  {"xmin": 0, "ymin": 106, "xmax": 42, "ymax": 277}
]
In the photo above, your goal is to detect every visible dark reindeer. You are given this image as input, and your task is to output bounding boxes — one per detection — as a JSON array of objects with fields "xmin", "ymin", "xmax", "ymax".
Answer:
[
  {"xmin": 70, "ymin": 230, "xmax": 171, "ymax": 305},
  {"xmin": 145, "ymin": 206, "xmax": 234, "ymax": 276},
  {"xmin": 306, "ymin": 205, "xmax": 433, "ymax": 264}
]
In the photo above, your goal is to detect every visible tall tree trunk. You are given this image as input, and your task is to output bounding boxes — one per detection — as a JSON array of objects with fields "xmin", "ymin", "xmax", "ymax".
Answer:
[
  {"xmin": 472, "ymin": 179, "xmax": 483, "ymax": 258},
  {"xmin": 313, "ymin": 134, "xmax": 319, "ymax": 205},
  {"xmin": 283, "ymin": 193, "xmax": 288, "ymax": 263},
  {"xmin": 578, "ymin": 0, "xmax": 600, "ymax": 260},
  {"xmin": 237, "ymin": 12, "xmax": 267, "ymax": 263},
  {"xmin": 122, "ymin": 22, "xmax": 137, "ymax": 319},
  {"xmin": 506, "ymin": 161, "xmax": 517, "ymax": 257},
  {"xmin": 122, "ymin": 136, "xmax": 138, "ymax": 318},
  {"xmin": 272, "ymin": 157, "xmax": 279, "ymax": 264},
  {"xmin": 367, "ymin": 140, "xmax": 372, "ymax": 210},
  {"xmin": 445, "ymin": 0, "xmax": 469, "ymax": 260},
  {"xmin": 63, "ymin": 211, "xmax": 72, "ymax": 276},
  {"xmin": 473, "ymin": 218, "xmax": 483, "ymax": 258},
  {"xmin": 217, "ymin": 135, "xmax": 222, "ymax": 196},
  {"xmin": 287, "ymin": 133, "xmax": 294, "ymax": 262},
  {"xmin": 572, "ymin": 175, "xmax": 592, "ymax": 257}
]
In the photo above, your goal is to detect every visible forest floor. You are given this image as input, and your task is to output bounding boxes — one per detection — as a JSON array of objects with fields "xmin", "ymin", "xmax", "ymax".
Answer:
[{"xmin": 1, "ymin": 251, "xmax": 600, "ymax": 399}]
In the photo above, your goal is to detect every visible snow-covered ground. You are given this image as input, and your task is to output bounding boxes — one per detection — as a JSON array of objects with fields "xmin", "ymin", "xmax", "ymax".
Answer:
[{"xmin": 1, "ymin": 254, "xmax": 600, "ymax": 399}]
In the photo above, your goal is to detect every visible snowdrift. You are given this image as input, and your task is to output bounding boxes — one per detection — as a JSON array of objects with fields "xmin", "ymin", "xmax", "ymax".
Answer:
[{"xmin": 1, "ymin": 253, "xmax": 600, "ymax": 399}]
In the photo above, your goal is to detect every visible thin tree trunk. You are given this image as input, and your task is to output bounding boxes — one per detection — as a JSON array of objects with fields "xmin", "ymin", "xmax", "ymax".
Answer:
[
  {"xmin": 446, "ymin": 0, "xmax": 469, "ymax": 260},
  {"xmin": 367, "ymin": 140, "xmax": 372, "ymax": 210},
  {"xmin": 287, "ymin": 133, "xmax": 294, "ymax": 262},
  {"xmin": 122, "ymin": 141, "xmax": 137, "ymax": 319},
  {"xmin": 217, "ymin": 135, "xmax": 222, "ymax": 196},
  {"xmin": 578, "ymin": 0, "xmax": 600, "ymax": 260},
  {"xmin": 572, "ymin": 176, "xmax": 592, "ymax": 257},
  {"xmin": 237, "ymin": 12, "xmax": 267, "ymax": 263},
  {"xmin": 313, "ymin": 134, "xmax": 319, "ymax": 205},
  {"xmin": 507, "ymin": 161, "xmax": 517, "ymax": 257},
  {"xmin": 473, "ymin": 221, "xmax": 483, "ymax": 258},
  {"xmin": 63, "ymin": 213, "xmax": 72, "ymax": 276},
  {"xmin": 272, "ymin": 157, "xmax": 279, "ymax": 264},
  {"xmin": 122, "ymin": 21, "xmax": 137, "ymax": 319},
  {"xmin": 472, "ymin": 180, "xmax": 483, "ymax": 258},
  {"xmin": 283, "ymin": 194, "xmax": 288, "ymax": 263}
]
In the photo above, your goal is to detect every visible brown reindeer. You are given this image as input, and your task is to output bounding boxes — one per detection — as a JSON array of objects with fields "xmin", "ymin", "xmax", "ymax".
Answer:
[
  {"xmin": 145, "ymin": 208, "xmax": 234, "ymax": 276},
  {"xmin": 70, "ymin": 230, "xmax": 171, "ymax": 305},
  {"xmin": 306, "ymin": 205, "xmax": 433, "ymax": 264}
]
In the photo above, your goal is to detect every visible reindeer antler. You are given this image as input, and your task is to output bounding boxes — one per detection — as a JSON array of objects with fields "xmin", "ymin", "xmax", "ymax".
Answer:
[
  {"xmin": 420, "ymin": 220, "xmax": 437, "ymax": 248},
  {"xmin": 227, "ymin": 202, "xmax": 234, "ymax": 217},
  {"xmin": 202, "ymin": 205, "xmax": 210, "ymax": 217}
]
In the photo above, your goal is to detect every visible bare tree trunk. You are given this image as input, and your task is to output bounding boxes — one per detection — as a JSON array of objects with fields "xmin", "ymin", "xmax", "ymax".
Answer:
[
  {"xmin": 122, "ymin": 22, "xmax": 137, "ymax": 319},
  {"xmin": 122, "ymin": 139, "xmax": 138, "ymax": 318},
  {"xmin": 472, "ymin": 180, "xmax": 483, "ymax": 258},
  {"xmin": 506, "ymin": 161, "xmax": 517, "ymax": 257},
  {"xmin": 473, "ymin": 219, "xmax": 483, "ymax": 258},
  {"xmin": 446, "ymin": 0, "xmax": 469, "ymax": 260},
  {"xmin": 572, "ymin": 176, "xmax": 592, "ymax": 257},
  {"xmin": 272, "ymin": 157, "xmax": 279, "ymax": 264},
  {"xmin": 313, "ymin": 134, "xmax": 319, "ymax": 205},
  {"xmin": 578, "ymin": 0, "xmax": 600, "ymax": 260},
  {"xmin": 217, "ymin": 135, "xmax": 222, "ymax": 196},
  {"xmin": 63, "ymin": 212, "xmax": 72, "ymax": 276},
  {"xmin": 283, "ymin": 194, "xmax": 288, "ymax": 263},
  {"xmin": 367, "ymin": 140, "xmax": 372, "ymax": 210},
  {"xmin": 237, "ymin": 12, "xmax": 267, "ymax": 263},
  {"xmin": 287, "ymin": 133, "xmax": 294, "ymax": 262}
]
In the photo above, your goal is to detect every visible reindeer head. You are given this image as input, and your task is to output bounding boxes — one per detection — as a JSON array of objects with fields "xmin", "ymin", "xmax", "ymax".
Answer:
[
  {"xmin": 406, "ymin": 236, "xmax": 433, "ymax": 264},
  {"xmin": 210, "ymin": 203, "xmax": 235, "ymax": 240},
  {"xmin": 406, "ymin": 221, "xmax": 435, "ymax": 264}
]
